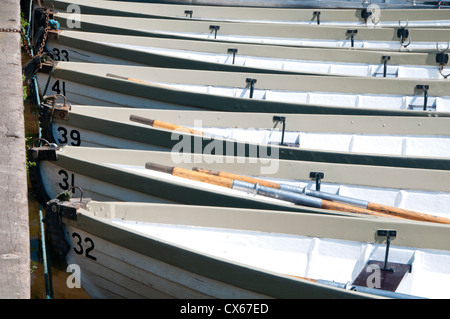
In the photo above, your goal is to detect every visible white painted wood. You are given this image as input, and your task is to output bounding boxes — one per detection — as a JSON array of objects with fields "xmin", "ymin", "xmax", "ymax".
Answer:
[{"xmin": 65, "ymin": 226, "xmax": 268, "ymax": 298}]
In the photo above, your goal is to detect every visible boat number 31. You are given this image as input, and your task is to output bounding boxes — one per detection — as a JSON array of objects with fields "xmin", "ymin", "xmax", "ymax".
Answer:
[{"xmin": 71, "ymin": 232, "xmax": 97, "ymax": 261}]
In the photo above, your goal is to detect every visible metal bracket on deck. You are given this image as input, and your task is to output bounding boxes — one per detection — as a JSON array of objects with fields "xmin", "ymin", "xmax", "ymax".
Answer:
[
  {"xmin": 313, "ymin": 11, "xmax": 321, "ymax": 25},
  {"xmin": 246, "ymin": 78, "xmax": 257, "ymax": 98},
  {"xmin": 416, "ymin": 85, "xmax": 429, "ymax": 111},
  {"xmin": 436, "ymin": 42, "xmax": 450, "ymax": 79},
  {"xmin": 42, "ymin": 94, "xmax": 71, "ymax": 121},
  {"xmin": 373, "ymin": 56, "xmax": 397, "ymax": 78},
  {"xmin": 227, "ymin": 48, "xmax": 238, "ymax": 64},
  {"xmin": 46, "ymin": 197, "xmax": 90, "ymax": 221},
  {"xmin": 309, "ymin": 172, "xmax": 324, "ymax": 191},
  {"xmin": 408, "ymin": 85, "xmax": 435, "ymax": 111},
  {"xmin": 47, "ymin": 29, "xmax": 61, "ymax": 41},
  {"xmin": 209, "ymin": 25, "xmax": 220, "ymax": 39},
  {"xmin": 273, "ymin": 116, "xmax": 287, "ymax": 146},
  {"xmin": 381, "ymin": 55, "xmax": 391, "ymax": 77},
  {"xmin": 38, "ymin": 95, "xmax": 71, "ymax": 144},
  {"xmin": 28, "ymin": 138, "xmax": 59, "ymax": 161},
  {"xmin": 346, "ymin": 29, "xmax": 358, "ymax": 48},
  {"xmin": 377, "ymin": 230, "xmax": 397, "ymax": 272},
  {"xmin": 39, "ymin": 60, "xmax": 55, "ymax": 74},
  {"xmin": 397, "ymin": 19, "xmax": 411, "ymax": 48},
  {"xmin": 361, "ymin": 8, "xmax": 372, "ymax": 25},
  {"xmin": 352, "ymin": 229, "xmax": 412, "ymax": 292}
]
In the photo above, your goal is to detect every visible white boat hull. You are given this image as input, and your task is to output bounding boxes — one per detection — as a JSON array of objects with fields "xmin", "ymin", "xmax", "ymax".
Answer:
[{"xmin": 45, "ymin": 200, "xmax": 450, "ymax": 299}]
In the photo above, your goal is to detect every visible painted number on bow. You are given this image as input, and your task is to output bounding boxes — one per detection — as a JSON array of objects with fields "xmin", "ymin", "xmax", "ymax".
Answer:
[
  {"xmin": 51, "ymin": 80, "xmax": 66, "ymax": 96},
  {"xmin": 52, "ymin": 48, "xmax": 69, "ymax": 61},
  {"xmin": 57, "ymin": 127, "xmax": 81, "ymax": 146},
  {"xmin": 58, "ymin": 169, "xmax": 75, "ymax": 191},
  {"xmin": 72, "ymin": 232, "xmax": 97, "ymax": 261}
]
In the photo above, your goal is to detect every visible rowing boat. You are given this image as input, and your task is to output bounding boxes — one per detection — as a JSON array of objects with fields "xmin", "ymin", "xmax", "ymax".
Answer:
[
  {"xmin": 43, "ymin": 198, "xmax": 450, "ymax": 299},
  {"xmin": 36, "ymin": 62, "xmax": 450, "ymax": 116},
  {"xmin": 28, "ymin": 145, "xmax": 450, "ymax": 223},
  {"xmin": 74, "ymin": 0, "xmax": 450, "ymax": 9},
  {"xmin": 38, "ymin": 104, "xmax": 450, "ymax": 170},
  {"xmin": 48, "ymin": 12, "xmax": 450, "ymax": 51},
  {"xmin": 43, "ymin": 0, "xmax": 450, "ymax": 27},
  {"xmin": 44, "ymin": 30, "xmax": 450, "ymax": 79}
]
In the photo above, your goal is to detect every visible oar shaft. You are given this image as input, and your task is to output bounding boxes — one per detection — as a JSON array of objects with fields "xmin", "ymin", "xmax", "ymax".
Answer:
[
  {"xmin": 193, "ymin": 167, "xmax": 281, "ymax": 189},
  {"xmin": 367, "ymin": 202, "xmax": 450, "ymax": 225},
  {"xmin": 106, "ymin": 73, "xmax": 169, "ymax": 88},
  {"xmin": 147, "ymin": 162, "xmax": 387, "ymax": 216},
  {"xmin": 232, "ymin": 180, "xmax": 394, "ymax": 218},
  {"xmin": 130, "ymin": 115, "xmax": 204, "ymax": 135},
  {"xmin": 145, "ymin": 162, "xmax": 233, "ymax": 188},
  {"xmin": 194, "ymin": 167, "xmax": 450, "ymax": 225}
]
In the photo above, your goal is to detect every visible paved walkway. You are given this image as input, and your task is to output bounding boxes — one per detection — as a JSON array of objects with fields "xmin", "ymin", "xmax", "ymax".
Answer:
[{"xmin": 0, "ymin": 0, "xmax": 31, "ymax": 299}]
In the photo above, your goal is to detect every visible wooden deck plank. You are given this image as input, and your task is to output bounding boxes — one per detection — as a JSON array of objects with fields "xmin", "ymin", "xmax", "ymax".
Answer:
[{"xmin": 0, "ymin": 0, "xmax": 31, "ymax": 299}]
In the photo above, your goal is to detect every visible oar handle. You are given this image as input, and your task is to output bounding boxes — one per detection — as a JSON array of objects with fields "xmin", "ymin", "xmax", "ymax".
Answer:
[{"xmin": 130, "ymin": 115, "xmax": 204, "ymax": 135}]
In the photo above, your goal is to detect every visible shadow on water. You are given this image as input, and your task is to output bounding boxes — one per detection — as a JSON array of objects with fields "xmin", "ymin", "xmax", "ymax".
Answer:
[{"xmin": 25, "ymin": 79, "xmax": 91, "ymax": 299}]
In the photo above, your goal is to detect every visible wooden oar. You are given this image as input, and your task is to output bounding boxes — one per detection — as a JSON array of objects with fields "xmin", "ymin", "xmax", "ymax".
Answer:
[
  {"xmin": 146, "ymin": 162, "xmax": 233, "ymax": 188},
  {"xmin": 193, "ymin": 167, "xmax": 281, "ymax": 188},
  {"xmin": 145, "ymin": 162, "xmax": 395, "ymax": 218},
  {"xmin": 193, "ymin": 167, "xmax": 450, "ymax": 225},
  {"xmin": 130, "ymin": 114, "xmax": 204, "ymax": 135}
]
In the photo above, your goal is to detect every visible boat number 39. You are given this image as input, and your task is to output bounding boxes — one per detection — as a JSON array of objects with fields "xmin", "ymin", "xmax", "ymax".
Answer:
[
  {"xmin": 57, "ymin": 127, "xmax": 81, "ymax": 146},
  {"xmin": 71, "ymin": 232, "xmax": 97, "ymax": 261}
]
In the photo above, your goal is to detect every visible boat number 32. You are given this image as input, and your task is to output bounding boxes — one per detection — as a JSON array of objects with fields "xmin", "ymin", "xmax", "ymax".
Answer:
[{"xmin": 71, "ymin": 232, "xmax": 97, "ymax": 261}]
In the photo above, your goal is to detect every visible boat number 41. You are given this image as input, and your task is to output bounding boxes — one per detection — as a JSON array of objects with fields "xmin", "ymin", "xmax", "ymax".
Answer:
[{"xmin": 51, "ymin": 80, "xmax": 66, "ymax": 96}]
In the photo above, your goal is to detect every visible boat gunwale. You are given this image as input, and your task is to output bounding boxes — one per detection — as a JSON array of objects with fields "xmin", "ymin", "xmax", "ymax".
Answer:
[
  {"xmin": 44, "ymin": 106, "xmax": 450, "ymax": 171},
  {"xmin": 39, "ymin": 62, "xmax": 450, "ymax": 117}
]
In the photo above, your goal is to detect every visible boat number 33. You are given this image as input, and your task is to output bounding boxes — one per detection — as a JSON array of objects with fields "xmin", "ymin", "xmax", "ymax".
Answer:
[
  {"xmin": 52, "ymin": 48, "xmax": 69, "ymax": 61},
  {"xmin": 71, "ymin": 232, "xmax": 97, "ymax": 261}
]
